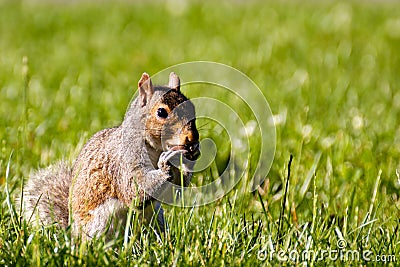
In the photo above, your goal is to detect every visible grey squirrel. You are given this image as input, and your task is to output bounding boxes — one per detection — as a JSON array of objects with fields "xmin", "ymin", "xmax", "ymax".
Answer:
[{"xmin": 22, "ymin": 72, "xmax": 200, "ymax": 239}]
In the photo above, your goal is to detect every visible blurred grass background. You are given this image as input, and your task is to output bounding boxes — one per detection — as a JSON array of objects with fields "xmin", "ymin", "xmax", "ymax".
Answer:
[{"xmin": 0, "ymin": 0, "xmax": 400, "ymax": 265}]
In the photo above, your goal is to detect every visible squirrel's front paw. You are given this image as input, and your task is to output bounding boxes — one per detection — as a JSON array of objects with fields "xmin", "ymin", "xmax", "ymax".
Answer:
[{"xmin": 158, "ymin": 150, "xmax": 186, "ymax": 173}]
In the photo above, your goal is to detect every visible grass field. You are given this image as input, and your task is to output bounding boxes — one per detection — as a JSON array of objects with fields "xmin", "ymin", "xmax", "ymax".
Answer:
[{"xmin": 1, "ymin": 0, "xmax": 400, "ymax": 265}]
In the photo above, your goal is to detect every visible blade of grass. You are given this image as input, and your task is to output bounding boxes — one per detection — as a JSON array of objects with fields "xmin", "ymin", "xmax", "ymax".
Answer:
[
  {"xmin": 298, "ymin": 151, "xmax": 322, "ymax": 207},
  {"xmin": 365, "ymin": 169, "xmax": 382, "ymax": 245},
  {"xmin": 278, "ymin": 154, "xmax": 293, "ymax": 243},
  {"xmin": 5, "ymin": 151, "xmax": 19, "ymax": 232},
  {"xmin": 310, "ymin": 173, "xmax": 318, "ymax": 234}
]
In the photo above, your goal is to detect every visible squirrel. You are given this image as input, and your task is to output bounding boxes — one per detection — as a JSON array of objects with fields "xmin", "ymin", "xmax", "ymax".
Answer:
[{"xmin": 22, "ymin": 72, "xmax": 200, "ymax": 240}]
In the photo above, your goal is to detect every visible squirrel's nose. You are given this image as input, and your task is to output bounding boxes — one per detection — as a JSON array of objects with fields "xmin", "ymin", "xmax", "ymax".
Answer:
[
  {"xmin": 181, "ymin": 122, "xmax": 199, "ymax": 145},
  {"xmin": 180, "ymin": 122, "xmax": 200, "ymax": 159},
  {"xmin": 184, "ymin": 132, "xmax": 197, "ymax": 144}
]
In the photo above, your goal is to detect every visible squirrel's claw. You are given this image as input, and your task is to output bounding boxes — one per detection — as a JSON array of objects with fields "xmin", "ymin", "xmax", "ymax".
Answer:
[{"xmin": 158, "ymin": 149, "xmax": 186, "ymax": 172}]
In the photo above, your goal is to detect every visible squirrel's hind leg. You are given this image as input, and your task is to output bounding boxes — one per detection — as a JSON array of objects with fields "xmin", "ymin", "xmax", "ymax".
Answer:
[
  {"xmin": 83, "ymin": 198, "xmax": 128, "ymax": 240},
  {"xmin": 81, "ymin": 199, "xmax": 165, "ymax": 241}
]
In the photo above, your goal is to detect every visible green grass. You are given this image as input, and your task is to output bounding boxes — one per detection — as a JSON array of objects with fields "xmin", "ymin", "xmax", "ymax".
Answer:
[{"xmin": 1, "ymin": 0, "xmax": 400, "ymax": 265}]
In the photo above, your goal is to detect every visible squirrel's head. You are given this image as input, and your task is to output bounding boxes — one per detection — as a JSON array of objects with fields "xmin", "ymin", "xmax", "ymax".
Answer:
[{"xmin": 138, "ymin": 72, "xmax": 200, "ymax": 161}]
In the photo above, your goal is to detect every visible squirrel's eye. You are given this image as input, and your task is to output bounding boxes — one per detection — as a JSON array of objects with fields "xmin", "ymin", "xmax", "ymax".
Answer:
[{"xmin": 157, "ymin": 108, "xmax": 168, "ymax": 119}]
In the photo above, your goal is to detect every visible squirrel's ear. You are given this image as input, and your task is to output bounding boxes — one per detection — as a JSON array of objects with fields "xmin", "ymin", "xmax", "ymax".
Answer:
[
  {"xmin": 168, "ymin": 72, "xmax": 180, "ymax": 91},
  {"xmin": 138, "ymin": 72, "xmax": 154, "ymax": 107}
]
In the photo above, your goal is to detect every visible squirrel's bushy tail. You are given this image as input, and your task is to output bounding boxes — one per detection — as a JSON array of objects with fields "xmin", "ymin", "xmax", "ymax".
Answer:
[{"xmin": 23, "ymin": 161, "xmax": 72, "ymax": 228}]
